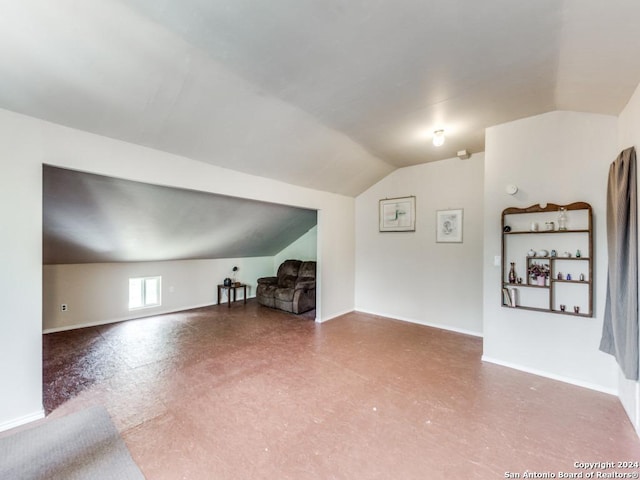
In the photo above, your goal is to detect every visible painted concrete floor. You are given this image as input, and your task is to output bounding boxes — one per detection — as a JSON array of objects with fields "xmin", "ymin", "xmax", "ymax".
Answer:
[{"xmin": 43, "ymin": 300, "xmax": 639, "ymax": 479}]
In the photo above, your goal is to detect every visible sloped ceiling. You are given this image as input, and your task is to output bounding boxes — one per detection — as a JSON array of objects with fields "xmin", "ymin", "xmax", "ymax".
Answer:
[
  {"xmin": 10, "ymin": 1, "xmax": 640, "ymax": 263},
  {"xmin": 43, "ymin": 166, "xmax": 317, "ymax": 264},
  {"xmin": 2, "ymin": 1, "xmax": 640, "ymax": 197}
]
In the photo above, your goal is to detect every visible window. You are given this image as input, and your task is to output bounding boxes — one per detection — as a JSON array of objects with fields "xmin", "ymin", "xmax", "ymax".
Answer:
[{"xmin": 129, "ymin": 276, "xmax": 161, "ymax": 310}]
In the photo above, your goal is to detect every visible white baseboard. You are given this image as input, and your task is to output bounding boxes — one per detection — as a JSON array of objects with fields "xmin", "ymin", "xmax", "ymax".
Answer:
[
  {"xmin": 0, "ymin": 408, "xmax": 45, "ymax": 433},
  {"xmin": 316, "ymin": 308, "xmax": 355, "ymax": 323},
  {"xmin": 42, "ymin": 300, "xmax": 257, "ymax": 334},
  {"xmin": 481, "ymin": 355, "xmax": 618, "ymax": 396},
  {"xmin": 355, "ymin": 308, "xmax": 483, "ymax": 338}
]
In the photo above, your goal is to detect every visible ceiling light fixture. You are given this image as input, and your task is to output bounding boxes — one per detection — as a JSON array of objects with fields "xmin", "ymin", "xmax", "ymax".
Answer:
[{"xmin": 433, "ymin": 129, "xmax": 445, "ymax": 147}]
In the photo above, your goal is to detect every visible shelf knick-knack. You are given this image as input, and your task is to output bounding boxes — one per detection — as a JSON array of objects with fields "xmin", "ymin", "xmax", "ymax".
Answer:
[
  {"xmin": 557, "ymin": 207, "xmax": 568, "ymax": 230},
  {"xmin": 508, "ymin": 262, "xmax": 517, "ymax": 284}
]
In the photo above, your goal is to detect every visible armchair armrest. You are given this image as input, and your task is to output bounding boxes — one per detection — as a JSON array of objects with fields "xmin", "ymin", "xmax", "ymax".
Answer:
[
  {"xmin": 295, "ymin": 279, "xmax": 316, "ymax": 291},
  {"xmin": 257, "ymin": 276, "xmax": 278, "ymax": 285}
]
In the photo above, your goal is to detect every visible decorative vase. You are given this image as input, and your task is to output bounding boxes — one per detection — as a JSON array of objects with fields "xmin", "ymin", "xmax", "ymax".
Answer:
[
  {"xmin": 508, "ymin": 262, "xmax": 517, "ymax": 284},
  {"xmin": 537, "ymin": 275, "xmax": 546, "ymax": 286},
  {"xmin": 557, "ymin": 207, "xmax": 568, "ymax": 230}
]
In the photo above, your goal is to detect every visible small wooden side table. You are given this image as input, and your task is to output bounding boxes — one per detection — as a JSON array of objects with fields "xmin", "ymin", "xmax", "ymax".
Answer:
[{"xmin": 217, "ymin": 284, "xmax": 247, "ymax": 308}]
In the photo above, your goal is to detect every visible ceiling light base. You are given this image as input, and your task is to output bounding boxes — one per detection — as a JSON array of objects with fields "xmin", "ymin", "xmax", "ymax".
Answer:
[{"xmin": 433, "ymin": 130, "xmax": 445, "ymax": 147}]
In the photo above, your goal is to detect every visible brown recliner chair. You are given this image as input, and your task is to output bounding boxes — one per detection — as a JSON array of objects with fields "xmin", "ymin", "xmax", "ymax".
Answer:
[{"xmin": 256, "ymin": 260, "xmax": 316, "ymax": 314}]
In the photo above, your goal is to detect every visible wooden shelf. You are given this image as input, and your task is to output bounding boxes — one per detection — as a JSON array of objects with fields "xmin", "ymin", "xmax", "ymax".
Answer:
[
  {"xmin": 504, "ymin": 229, "xmax": 589, "ymax": 235},
  {"xmin": 551, "ymin": 257, "xmax": 589, "ymax": 261},
  {"xmin": 501, "ymin": 304, "xmax": 591, "ymax": 317},
  {"xmin": 501, "ymin": 202, "xmax": 593, "ymax": 317},
  {"xmin": 504, "ymin": 283, "xmax": 549, "ymax": 289},
  {"xmin": 526, "ymin": 256, "xmax": 589, "ymax": 260},
  {"xmin": 551, "ymin": 279, "xmax": 590, "ymax": 284}
]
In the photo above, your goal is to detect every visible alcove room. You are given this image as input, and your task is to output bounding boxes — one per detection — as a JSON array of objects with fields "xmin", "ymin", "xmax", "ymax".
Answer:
[{"xmin": 1, "ymin": 1, "xmax": 640, "ymax": 478}]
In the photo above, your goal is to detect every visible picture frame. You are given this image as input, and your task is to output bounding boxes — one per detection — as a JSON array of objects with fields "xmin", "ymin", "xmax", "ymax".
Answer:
[
  {"xmin": 436, "ymin": 209, "xmax": 463, "ymax": 243},
  {"xmin": 379, "ymin": 196, "xmax": 416, "ymax": 232}
]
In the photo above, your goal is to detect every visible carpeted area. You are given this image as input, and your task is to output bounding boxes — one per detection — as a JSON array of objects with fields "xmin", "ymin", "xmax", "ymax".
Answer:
[{"xmin": 0, "ymin": 406, "xmax": 144, "ymax": 480}]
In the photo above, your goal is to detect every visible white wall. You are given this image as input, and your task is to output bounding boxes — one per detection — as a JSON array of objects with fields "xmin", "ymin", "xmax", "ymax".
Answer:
[
  {"xmin": 0, "ymin": 114, "xmax": 44, "ymax": 430},
  {"xmin": 0, "ymin": 108, "xmax": 356, "ymax": 430},
  {"xmin": 617, "ymin": 81, "xmax": 640, "ymax": 434},
  {"xmin": 274, "ymin": 226, "xmax": 318, "ymax": 267},
  {"xmin": 483, "ymin": 111, "xmax": 619, "ymax": 393},
  {"xmin": 355, "ymin": 154, "xmax": 485, "ymax": 336},
  {"xmin": 43, "ymin": 257, "xmax": 273, "ymax": 332}
]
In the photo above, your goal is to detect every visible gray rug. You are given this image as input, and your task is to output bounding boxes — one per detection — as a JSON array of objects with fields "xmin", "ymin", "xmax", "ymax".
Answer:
[{"xmin": 0, "ymin": 406, "xmax": 145, "ymax": 480}]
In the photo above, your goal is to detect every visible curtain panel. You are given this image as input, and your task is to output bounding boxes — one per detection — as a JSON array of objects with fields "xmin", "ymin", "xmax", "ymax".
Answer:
[{"xmin": 600, "ymin": 146, "xmax": 639, "ymax": 380}]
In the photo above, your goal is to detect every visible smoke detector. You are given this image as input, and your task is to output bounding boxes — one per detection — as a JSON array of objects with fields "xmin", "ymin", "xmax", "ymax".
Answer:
[{"xmin": 457, "ymin": 149, "xmax": 471, "ymax": 160}]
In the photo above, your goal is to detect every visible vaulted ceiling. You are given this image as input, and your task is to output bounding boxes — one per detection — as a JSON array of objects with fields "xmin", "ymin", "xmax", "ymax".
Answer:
[
  {"xmin": 2, "ymin": 1, "xmax": 640, "ymax": 197},
  {"xmin": 7, "ymin": 1, "xmax": 640, "ymax": 264}
]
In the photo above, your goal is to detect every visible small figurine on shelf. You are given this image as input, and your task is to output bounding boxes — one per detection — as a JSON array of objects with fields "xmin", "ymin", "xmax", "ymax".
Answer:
[
  {"xmin": 508, "ymin": 262, "xmax": 517, "ymax": 284},
  {"xmin": 576, "ymin": 249, "xmax": 581, "ymax": 258},
  {"xmin": 558, "ymin": 207, "xmax": 568, "ymax": 230},
  {"xmin": 557, "ymin": 272, "xmax": 563, "ymax": 280},
  {"xmin": 550, "ymin": 249, "xmax": 557, "ymax": 257},
  {"xmin": 579, "ymin": 273, "xmax": 585, "ymax": 281},
  {"xmin": 566, "ymin": 273, "xmax": 572, "ymax": 281},
  {"xmin": 560, "ymin": 304, "xmax": 566, "ymax": 312}
]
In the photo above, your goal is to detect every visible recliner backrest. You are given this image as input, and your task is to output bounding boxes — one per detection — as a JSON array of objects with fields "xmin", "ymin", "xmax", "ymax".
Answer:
[
  {"xmin": 298, "ymin": 261, "xmax": 316, "ymax": 279},
  {"xmin": 277, "ymin": 260, "xmax": 302, "ymax": 288}
]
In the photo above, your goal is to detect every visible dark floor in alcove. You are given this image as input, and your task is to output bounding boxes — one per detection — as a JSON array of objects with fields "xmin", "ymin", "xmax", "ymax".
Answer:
[{"xmin": 42, "ymin": 300, "xmax": 639, "ymax": 479}]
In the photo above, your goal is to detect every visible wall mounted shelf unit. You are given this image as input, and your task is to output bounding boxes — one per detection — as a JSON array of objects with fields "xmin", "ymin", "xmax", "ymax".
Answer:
[{"xmin": 501, "ymin": 202, "xmax": 593, "ymax": 317}]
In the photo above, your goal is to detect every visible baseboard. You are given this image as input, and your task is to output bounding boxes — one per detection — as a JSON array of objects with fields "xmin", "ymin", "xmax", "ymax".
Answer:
[
  {"xmin": 42, "ymin": 300, "xmax": 257, "ymax": 334},
  {"xmin": 481, "ymin": 355, "xmax": 618, "ymax": 396},
  {"xmin": 355, "ymin": 308, "xmax": 483, "ymax": 338},
  {"xmin": 0, "ymin": 408, "xmax": 45, "ymax": 433},
  {"xmin": 316, "ymin": 308, "xmax": 355, "ymax": 323}
]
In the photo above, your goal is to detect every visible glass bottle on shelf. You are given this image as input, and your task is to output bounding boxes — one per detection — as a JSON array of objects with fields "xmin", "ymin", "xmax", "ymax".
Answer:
[
  {"xmin": 557, "ymin": 207, "xmax": 568, "ymax": 230},
  {"xmin": 508, "ymin": 262, "xmax": 517, "ymax": 284}
]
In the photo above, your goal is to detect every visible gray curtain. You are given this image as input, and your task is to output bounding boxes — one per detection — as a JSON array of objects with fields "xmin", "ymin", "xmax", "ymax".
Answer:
[{"xmin": 600, "ymin": 146, "xmax": 638, "ymax": 380}]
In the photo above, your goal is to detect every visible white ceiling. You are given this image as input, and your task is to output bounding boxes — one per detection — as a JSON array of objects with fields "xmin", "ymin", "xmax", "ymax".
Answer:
[{"xmin": 2, "ymin": 1, "xmax": 640, "ymax": 196}]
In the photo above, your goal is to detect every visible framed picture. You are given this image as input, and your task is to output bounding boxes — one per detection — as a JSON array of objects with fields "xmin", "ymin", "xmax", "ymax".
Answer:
[
  {"xmin": 379, "ymin": 196, "xmax": 416, "ymax": 232},
  {"xmin": 436, "ymin": 209, "xmax": 463, "ymax": 242}
]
